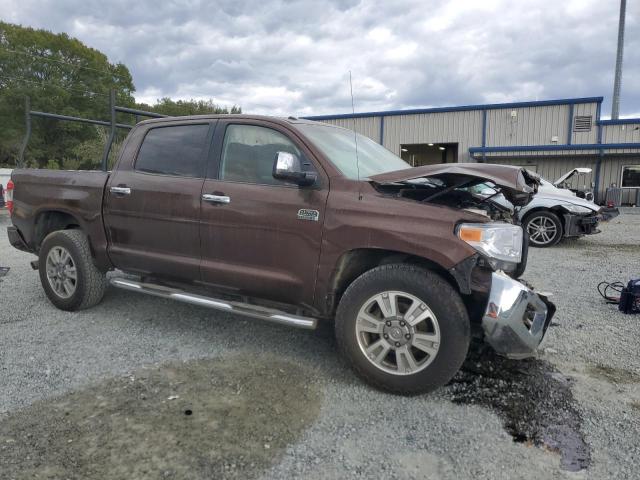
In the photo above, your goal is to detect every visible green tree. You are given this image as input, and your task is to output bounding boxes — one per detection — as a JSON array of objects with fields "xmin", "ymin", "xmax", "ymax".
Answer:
[
  {"xmin": 0, "ymin": 22, "xmax": 242, "ymax": 169},
  {"xmin": 137, "ymin": 97, "xmax": 241, "ymax": 116},
  {"xmin": 0, "ymin": 21, "xmax": 136, "ymax": 167}
]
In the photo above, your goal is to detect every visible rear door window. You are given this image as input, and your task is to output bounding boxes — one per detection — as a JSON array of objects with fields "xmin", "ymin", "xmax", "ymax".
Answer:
[{"xmin": 135, "ymin": 124, "xmax": 210, "ymax": 177}]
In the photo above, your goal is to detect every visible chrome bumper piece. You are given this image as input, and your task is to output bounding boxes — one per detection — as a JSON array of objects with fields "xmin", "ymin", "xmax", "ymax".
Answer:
[{"xmin": 482, "ymin": 271, "xmax": 555, "ymax": 359}]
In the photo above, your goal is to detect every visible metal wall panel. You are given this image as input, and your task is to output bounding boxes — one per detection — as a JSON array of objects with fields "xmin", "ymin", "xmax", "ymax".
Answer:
[
  {"xmin": 489, "ymin": 155, "xmax": 640, "ymax": 204},
  {"xmin": 489, "ymin": 156, "xmax": 598, "ymax": 187},
  {"xmin": 486, "ymin": 105, "xmax": 569, "ymax": 147},
  {"xmin": 598, "ymin": 156, "xmax": 640, "ymax": 204},
  {"xmin": 319, "ymin": 117, "xmax": 381, "ymax": 143},
  {"xmin": 382, "ymin": 110, "xmax": 483, "ymax": 162},
  {"xmin": 571, "ymin": 102, "xmax": 599, "ymax": 144},
  {"xmin": 314, "ymin": 101, "xmax": 639, "ymax": 199},
  {"xmin": 602, "ymin": 124, "xmax": 640, "ymax": 144}
]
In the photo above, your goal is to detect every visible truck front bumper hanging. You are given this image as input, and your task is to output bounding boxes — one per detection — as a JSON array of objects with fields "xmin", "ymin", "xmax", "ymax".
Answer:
[{"xmin": 481, "ymin": 271, "xmax": 555, "ymax": 359}]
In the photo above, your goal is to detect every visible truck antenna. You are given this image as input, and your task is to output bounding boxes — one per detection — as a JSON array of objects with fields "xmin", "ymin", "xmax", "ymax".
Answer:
[{"xmin": 349, "ymin": 71, "xmax": 362, "ymax": 200}]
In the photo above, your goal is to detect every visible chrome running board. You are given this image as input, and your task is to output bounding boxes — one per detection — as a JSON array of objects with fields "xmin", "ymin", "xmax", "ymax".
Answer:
[{"xmin": 110, "ymin": 277, "xmax": 317, "ymax": 330}]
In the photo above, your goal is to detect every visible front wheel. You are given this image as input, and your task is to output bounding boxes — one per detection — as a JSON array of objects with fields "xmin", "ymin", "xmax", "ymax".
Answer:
[
  {"xmin": 524, "ymin": 210, "xmax": 563, "ymax": 247},
  {"xmin": 335, "ymin": 264, "xmax": 470, "ymax": 395}
]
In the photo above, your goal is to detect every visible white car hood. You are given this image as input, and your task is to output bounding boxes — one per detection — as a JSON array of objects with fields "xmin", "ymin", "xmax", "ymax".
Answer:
[
  {"xmin": 486, "ymin": 183, "xmax": 600, "ymax": 214},
  {"xmin": 537, "ymin": 184, "xmax": 576, "ymax": 198},
  {"xmin": 552, "ymin": 167, "xmax": 592, "ymax": 186},
  {"xmin": 534, "ymin": 188, "xmax": 600, "ymax": 212}
]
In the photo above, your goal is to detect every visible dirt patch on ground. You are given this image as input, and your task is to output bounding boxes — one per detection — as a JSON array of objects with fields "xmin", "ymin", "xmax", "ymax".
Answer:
[
  {"xmin": 445, "ymin": 344, "xmax": 590, "ymax": 472},
  {"xmin": 631, "ymin": 401, "xmax": 640, "ymax": 412},
  {"xmin": 0, "ymin": 354, "xmax": 322, "ymax": 479},
  {"xmin": 587, "ymin": 364, "xmax": 640, "ymax": 385}
]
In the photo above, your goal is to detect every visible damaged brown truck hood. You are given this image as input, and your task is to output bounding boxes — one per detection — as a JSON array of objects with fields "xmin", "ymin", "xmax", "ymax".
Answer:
[{"xmin": 369, "ymin": 163, "xmax": 540, "ymax": 207}]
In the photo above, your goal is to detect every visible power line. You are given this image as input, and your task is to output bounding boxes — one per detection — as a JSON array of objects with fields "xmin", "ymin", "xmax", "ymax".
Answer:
[{"xmin": 0, "ymin": 46, "xmax": 130, "ymax": 81}]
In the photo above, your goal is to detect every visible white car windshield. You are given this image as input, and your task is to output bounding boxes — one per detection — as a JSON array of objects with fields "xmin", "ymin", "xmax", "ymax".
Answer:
[{"xmin": 297, "ymin": 124, "xmax": 410, "ymax": 179}]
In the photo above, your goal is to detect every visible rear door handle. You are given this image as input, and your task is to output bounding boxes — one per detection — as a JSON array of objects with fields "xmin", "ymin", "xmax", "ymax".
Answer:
[
  {"xmin": 202, "ymin": 194, "xmax": 231, "ymax": 204},
  {"xmin": 110, "ymin": 186, "xmax": 131, "ymax": 195}
]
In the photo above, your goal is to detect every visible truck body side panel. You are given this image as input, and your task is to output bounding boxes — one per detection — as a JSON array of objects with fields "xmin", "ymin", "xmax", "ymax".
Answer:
[
  {"xmin": 104, "ymin": 171, "xmax": 205, "ymax": 280},
  {"xmin": 199, "ymin": 118, "xmax": 331, "ymax": 307},
  {"xmin": 9, "ymin": 169, "xmax": 112, "ymax": 270},
  {"xmin": 313, "ymin": 178, "xmax": 482, "ymax": 313},
  {"xmin": 103, "ymin": 120, "xmax": 214, "ymax": 280}
]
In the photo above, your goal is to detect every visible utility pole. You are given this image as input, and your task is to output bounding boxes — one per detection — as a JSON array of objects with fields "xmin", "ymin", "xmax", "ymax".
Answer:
[{"xmin": 611, "ymin": 0, "xmax": 626, "ymax": 119}]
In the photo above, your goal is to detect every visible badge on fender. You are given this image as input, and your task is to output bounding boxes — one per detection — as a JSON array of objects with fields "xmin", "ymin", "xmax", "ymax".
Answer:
[{"xmin": 297, "ymin": 209, "xmax": 319, "ymax": 221}]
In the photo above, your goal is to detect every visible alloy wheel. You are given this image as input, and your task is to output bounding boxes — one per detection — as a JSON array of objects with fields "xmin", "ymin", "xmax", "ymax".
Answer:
[
  {"xmin": 45, "ymin": 246, "xmax": 77, "ymax": 299},
  {"xmin": 355, "ymin": 291, "xmax": 441, "ymax": 375},
  {"xmin": 527, "ymin": 216, "xmax": 558, "ymax": 246}
]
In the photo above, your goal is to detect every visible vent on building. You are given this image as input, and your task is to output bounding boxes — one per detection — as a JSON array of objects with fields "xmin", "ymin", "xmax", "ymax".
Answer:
[{"xmin": 573, "ymin": 115, "xmax": 592, "ymax": 132}]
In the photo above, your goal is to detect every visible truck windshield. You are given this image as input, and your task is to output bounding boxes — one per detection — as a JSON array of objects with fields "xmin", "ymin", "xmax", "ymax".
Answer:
[{"xmin": 297, "ymin": 124, "xmax": 410, "ymax": 179}]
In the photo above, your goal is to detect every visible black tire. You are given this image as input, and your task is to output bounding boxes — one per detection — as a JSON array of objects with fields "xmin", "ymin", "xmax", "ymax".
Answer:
[
  {"xmin": 523, "ymin": 210, "xmax": 563, "ymax": 248},
  {"xmin": 38, "ymin": 229, "xmax": 107, "ymax": 311},
  {"xmin": 335, "ymin": 264, "xmax": 470, "ymax": 395}
]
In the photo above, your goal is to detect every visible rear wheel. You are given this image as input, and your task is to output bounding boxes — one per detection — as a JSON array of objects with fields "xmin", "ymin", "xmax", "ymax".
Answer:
[
  {"xmin": 524, "ymin": 210, "xmax": 563, "ymax": 247},
  {"xmin": 39, "ymin": 229, "xmax": 107, "ymax": 311},
  {"xmin": 335, "ymin": 264, "xmax": 470, "ymax": 395}
]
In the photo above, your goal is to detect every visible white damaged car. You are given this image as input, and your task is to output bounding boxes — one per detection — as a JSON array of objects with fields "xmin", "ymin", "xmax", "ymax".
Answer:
[
  {"xmin": 520, "ymin": 169, "xmax": 601, "ymax": 247},
  {"xmin": 473, "ymin": 168, "xmax": 617, "ymax": 248}
]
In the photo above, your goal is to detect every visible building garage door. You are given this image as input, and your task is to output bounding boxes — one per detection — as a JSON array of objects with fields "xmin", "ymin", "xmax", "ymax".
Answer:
[{"xmin": 400, "ymin": 143, "xmax": 458, "ymax": 166}]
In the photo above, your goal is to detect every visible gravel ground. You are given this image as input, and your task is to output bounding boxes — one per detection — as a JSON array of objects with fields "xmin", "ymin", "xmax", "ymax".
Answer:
[{"xmin": 0, "ymin": 210, "xmax": 639, "ymax": 479}]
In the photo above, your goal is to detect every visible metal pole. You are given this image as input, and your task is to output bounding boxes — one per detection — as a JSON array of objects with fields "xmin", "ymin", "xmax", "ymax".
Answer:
[
  {"xmin": 101, "ymin": 89, "xmax": 116, "ymax": 171},
  {"xmin": 30, "ymin": 110, "xmax": 133, "ymax": 130},
  {"xmin": 611, "ymin": 0, "xmax": 626, "ymax": 119},
  {"xmin": 18, "ymin": 96, "xmax": 31, "ymax": 168}
]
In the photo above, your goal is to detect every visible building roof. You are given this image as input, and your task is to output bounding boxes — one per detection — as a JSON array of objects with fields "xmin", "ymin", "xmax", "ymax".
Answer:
[{"xmin": 304, "ymin": 97, "xmax": 605, "ymax": 120}]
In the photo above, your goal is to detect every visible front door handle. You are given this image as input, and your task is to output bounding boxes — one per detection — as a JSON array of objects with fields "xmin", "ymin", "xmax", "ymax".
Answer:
[
  {"xmin": 202, "ymin": 194, "xmax": 231, "ymax": 204},
  {"xmin": 110, "ymin": 186, "xmax": 131, "ymax": 195}
]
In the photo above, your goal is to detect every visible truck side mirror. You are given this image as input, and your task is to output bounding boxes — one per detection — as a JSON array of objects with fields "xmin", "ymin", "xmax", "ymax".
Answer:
[{"xmin": 272, "ymin": 152, "xmax": 317, "ymax": 187}]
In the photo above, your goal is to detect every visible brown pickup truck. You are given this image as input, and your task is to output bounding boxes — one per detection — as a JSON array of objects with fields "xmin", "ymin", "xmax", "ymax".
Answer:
[{"xmin": 7, "ymin": 115, "xmax": 554, "ymax": 394}]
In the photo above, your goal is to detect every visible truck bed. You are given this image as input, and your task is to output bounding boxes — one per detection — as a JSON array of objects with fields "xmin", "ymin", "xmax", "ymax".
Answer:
[{"xmin": 9, "ymin": 168, "xmax": 112, "ymax": 269}]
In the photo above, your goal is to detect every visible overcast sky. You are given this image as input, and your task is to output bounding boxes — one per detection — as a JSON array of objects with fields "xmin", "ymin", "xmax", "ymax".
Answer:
[{"xmin": 3, "ymin": 0, "xmax": 639, "ymax": 117}]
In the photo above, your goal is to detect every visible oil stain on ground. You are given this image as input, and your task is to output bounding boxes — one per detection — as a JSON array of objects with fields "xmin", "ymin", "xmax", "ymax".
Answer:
[
  {"xmin": 444, "ymin": 344, "xmax": 590, "ymax": 472},
  {"xmin": 0, "ymin": 354, "xmax": 322, "ymax": 480}
]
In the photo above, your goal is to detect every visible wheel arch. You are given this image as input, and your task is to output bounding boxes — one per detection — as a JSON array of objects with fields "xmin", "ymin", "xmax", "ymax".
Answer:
[
  {"xmin": 324, "ymin": 248, "xmax": 460, "ymax": 317},
  {"xmin": 34, "ymin": 210, "xmax": 85, "ymax": 251},
  {"xmin": 522, "ymin": 206, "xmax": 566, "ymax": 226}
]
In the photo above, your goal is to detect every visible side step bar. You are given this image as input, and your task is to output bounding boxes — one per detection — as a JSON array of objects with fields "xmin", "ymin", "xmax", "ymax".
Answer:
[{"xmin": 110, "ymin": 277, "xmax": 317, "ymax": 330}]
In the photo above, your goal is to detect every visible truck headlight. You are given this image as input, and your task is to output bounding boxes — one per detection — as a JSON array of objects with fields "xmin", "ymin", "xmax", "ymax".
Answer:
[
  {"xmin": 457, "ymin": 223, "xmax": 523, "ymax": 263},
  {"xmin": 561, "ymin": 204, "xmax": 593, "ymax": 214}
]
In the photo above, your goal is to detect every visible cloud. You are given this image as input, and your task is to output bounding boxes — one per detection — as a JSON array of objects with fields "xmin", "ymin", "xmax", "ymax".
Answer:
[{"xmin": 3, "ymin": 0, "xmax": 639, "ymax": 117}]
